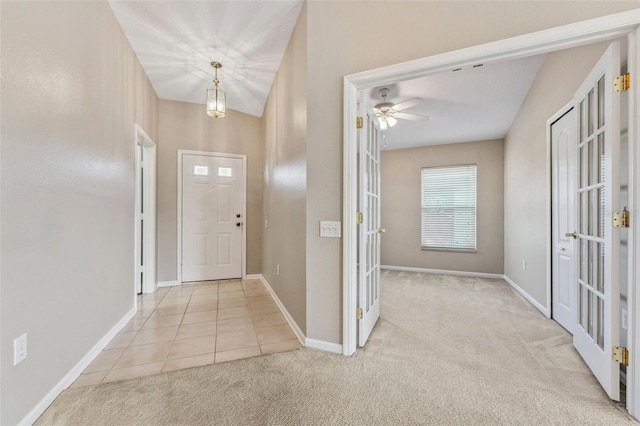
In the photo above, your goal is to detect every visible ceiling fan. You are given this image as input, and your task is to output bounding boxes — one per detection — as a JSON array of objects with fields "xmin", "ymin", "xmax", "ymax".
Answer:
[{"xmin": 373, "ymin": 88, "xmax": 429, "ymax": 130}]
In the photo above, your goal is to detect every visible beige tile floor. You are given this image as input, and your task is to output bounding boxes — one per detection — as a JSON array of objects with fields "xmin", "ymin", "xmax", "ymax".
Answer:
[{"xmin": 71, "ymin": 279, "xmax": 302, "ymax": 388}]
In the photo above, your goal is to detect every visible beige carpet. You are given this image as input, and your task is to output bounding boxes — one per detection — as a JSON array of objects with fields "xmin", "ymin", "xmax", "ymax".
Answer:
[{"xmin": 37, "ymin": 271, "xmax": 636, "ymax": 425}]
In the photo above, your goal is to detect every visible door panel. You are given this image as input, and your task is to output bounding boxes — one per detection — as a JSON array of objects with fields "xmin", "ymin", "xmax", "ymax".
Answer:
[
  {"xmin": 572, "ymin": 42, "xmax": 621, "ymax": 401},
  {"xmin": 182, "ymin": 155, "xmax": 243, "ymax": 282},
  {"xmin": 552, "ymin": 107, "xmax": 577, "ymax": 333},
  {"xmin": 358, "ymin": 111, "xmax": 381, "ymax": 347}
]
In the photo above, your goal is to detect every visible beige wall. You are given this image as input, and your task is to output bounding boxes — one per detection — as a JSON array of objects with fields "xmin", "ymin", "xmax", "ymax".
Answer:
[
  {"xmin": 0, "ymin": 2, "xmax": 158, "ymax": 424},
  {"xmin": 157, "ymin": 101, "xmax": 264, "ymax": 282},
  {"xmin": 262, "ymin": 4, "xmax": 308, "ymax": 333},
  {"xmin": 504, "ymin": 42, "xmax": 609, "ymax": 305},
  {"xmin": 381, "ymin": 140, "xmax": 504, "ymax": 274},
  {"xmin": 304, "ymin": 1, "xmax": 637, "ymax": 344}
]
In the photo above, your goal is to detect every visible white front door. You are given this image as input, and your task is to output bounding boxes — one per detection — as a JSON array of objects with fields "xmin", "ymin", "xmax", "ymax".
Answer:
[
  {"xmin": 358, "ymin": 111, "xmax": 382, "ymax": 346},
  {"xmin": 181, "ymin": 154, "xmax": 244, "ymax": 282},
  {"xmin": 551, "ymin": 107, "xmax": 577, "ymax": 333},
  {"xmin": 572, "ymin": 42, "xmax": 621, "ymax": 401}
]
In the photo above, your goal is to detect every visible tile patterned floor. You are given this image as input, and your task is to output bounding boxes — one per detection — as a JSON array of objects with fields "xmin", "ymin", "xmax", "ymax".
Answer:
[{"xmin": 71, "ymin": 279, "xmax": 302, "ymax": 388}]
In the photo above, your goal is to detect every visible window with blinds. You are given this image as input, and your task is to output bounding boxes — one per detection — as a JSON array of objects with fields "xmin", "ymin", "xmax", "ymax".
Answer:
[{"xmin": 420, "ymin": 164, "xmax": 477, "ymax": 251}]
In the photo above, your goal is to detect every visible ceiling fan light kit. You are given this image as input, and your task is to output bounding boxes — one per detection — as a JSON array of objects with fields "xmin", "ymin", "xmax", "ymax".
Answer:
[
  {"xmin": 373, "ymin": 87, "xmax": 429, "ymax": 130},
  {"xmin": 206, "ymin": 61, "xmax": 226, "ymax": 118}
]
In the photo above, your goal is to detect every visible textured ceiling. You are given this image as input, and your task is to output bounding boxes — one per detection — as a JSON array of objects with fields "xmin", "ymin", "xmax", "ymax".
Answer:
[
  {"xmin": 109, "ymin": 1, "xmax": 304, "ymax": 117},
  {"xmin": 365, "ymin": 54, "xmax": 547, "ymax": 150}
]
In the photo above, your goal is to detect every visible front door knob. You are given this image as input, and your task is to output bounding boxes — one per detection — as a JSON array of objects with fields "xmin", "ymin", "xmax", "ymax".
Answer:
[
  {"xmin": 565, "ymin": 231, "xmax": 578, "ymax": 239},
  {"xmin": 236, "ymin": 222, "xmax": 242, "ymax": 227}
]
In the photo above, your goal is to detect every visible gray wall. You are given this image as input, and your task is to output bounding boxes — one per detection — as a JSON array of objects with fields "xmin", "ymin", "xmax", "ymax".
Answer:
[
  {"xmin": 156, "ymin": 100, "xmax": 264, "ymax": 282},
  {"xmin": 381, "ymin": 140, "xmax": 504, "ymax": 274},
  {"xmin": 262, "ymin": 4, "xmax": 308, "ymax": 333},
  {"xmin": 0, "ymin": 2, "xmax": 159, "ymax": 424},
  {"xmin": 304, "ymin": 0, "xmax": 636, "ymax": 345},
  {"xmin": 504, "ymin": 43, "xmax": 609, "ymax": 305}
]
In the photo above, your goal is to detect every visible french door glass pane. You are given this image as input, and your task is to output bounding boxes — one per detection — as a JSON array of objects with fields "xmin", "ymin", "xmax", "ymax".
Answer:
[
  {"xmin": 588, "ymin": 88, "xmax": 595, "ymax": 137},
  {"xmin": 597, "ymin": 76, "xmax": 605, "ymax": 128}
]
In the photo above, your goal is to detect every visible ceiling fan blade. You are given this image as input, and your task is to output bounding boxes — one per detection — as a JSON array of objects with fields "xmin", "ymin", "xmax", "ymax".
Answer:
[
  {"xmin": 392, "ymin": 97, "xmax": 423, "ymax": 111},
  {"xmin": 395, "ymin": 112, "xmax": 430, "ymax": 121}
]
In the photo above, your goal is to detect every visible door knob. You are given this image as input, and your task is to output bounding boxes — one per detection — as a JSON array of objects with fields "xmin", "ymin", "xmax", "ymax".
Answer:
[
  {"xmin": 565, "ymin": 231, "xmax": 578, "ymax": 239},
  {"xmin": 378, "ymin": 228, "xmax": 386, "ymax": 234},
  {"xmin": 236, "ymin": 214, "xmax": 241, "ymax": 218},
  {"xmin": 236, "ymin": 222, "xmax": 242, "ymax": 227}
]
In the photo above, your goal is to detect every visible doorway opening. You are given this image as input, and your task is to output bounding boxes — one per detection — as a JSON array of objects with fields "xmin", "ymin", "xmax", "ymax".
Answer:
[
  {"xmin": 134, "ymin": 124, "xmax": 157, "ymax": 295},
  {"xmin": 343, "ymin": 10, "xmax": 639, "ymax": 418}
]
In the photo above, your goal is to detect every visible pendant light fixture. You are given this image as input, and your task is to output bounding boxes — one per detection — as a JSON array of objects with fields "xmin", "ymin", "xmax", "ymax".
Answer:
[{"xmin": 206, "ymin": 61, "xmax": 226, "ymax": 118}]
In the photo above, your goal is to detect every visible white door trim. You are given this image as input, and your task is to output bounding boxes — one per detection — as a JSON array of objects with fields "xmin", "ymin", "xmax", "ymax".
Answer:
[
  {"xmin": 134, "ymin": 124, "xmax": 157, "ymax": 295},
  {"xmin": 176, "ymin": 150, "xmax": 247, "ymax": 284},
  {"xmin": 342, "ymin": 8, "xmax": 640, "ymax": 417},
  {"xmin": 629, "ymin": 27, "xmax": 640, "ymax": 419}
]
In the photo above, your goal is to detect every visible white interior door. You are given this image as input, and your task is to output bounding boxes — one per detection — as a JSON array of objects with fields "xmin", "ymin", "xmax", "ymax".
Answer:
[
  {"xmin": 358, "ymin": 111, "xmax": 382, "ymax": 346},
  {"xmin": 572, "ymin": 42, "xmax": 621, "ymax": 401},
  {"xmin": 182, "ymin": 154, "xmax": 243, "ymax": 282},
  {"xmin": 551, "ymin": 107, "xmax": 577, "ymax": 333}
]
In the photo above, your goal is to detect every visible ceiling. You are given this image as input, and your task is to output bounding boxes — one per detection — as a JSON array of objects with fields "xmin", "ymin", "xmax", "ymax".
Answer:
[
  {"xmin": 109, "ymin": 1, "xmax": 544, "ymax": 149},
  {"xmin": 365, "ymin": 54, "xmax": 547, "ymax": 150},
  {"xmin": 108, "ymin": 1, "xmax": 304, "ymax": 117}
]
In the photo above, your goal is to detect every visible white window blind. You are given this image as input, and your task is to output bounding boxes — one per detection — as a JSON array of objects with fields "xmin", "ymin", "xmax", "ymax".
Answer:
[{"xmin": 421, "ymin": 165, "xmax": 477, "ymax": 251}]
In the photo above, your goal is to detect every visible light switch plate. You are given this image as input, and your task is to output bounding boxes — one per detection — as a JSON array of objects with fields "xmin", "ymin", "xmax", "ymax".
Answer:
[
  {"xmin": 320, "ymin": 221, "xmax": 341, "ymax": 238},
  {"xmin": 14, "ymin": 333, "xmax": 27, "ymax": 366}
]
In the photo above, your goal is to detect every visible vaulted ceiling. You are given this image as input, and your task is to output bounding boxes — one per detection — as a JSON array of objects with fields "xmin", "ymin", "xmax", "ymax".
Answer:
[{"xmin": 109, "ymin": 1, "xmax": 304, "ymax": 117}]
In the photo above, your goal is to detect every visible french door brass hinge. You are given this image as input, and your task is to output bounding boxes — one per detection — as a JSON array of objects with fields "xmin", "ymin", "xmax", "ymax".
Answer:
[
  {"xmin": 613, "ymin": 207, "xmax": 630, "ymax": 228},
  {"xmin": 614, "ymin": 73, "xmax": 631, "ymax": 92},
  {"xmin": 356, "ymin": 116, "xmax": 364, "ymax": 129},
  {"xmin": 356, "ymin": 307, "xmax": 363, "ymax": 319},
  {"xmin": 357, "ymin": 212, "xmax": 363, "ymax": 224},
  {"xmin": 613, "ymin": 346, "xmax": 629, "ymax": 366}
]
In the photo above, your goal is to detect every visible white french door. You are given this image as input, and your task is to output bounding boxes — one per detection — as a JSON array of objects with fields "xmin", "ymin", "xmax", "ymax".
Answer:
[
  {"xmin": 181, "ymin": 154, "xmax": 244, "ymax": 282},
  {"xmin": 358, "ymin": 111, "xmax": 382, "ymax": 346},
  {"xmin": 572, "ymin": 42, "xmax": 621, "ymax": 401},
  {"xmin": 551, "ymin": 107, "xmax": 577, "ymax": 333}
]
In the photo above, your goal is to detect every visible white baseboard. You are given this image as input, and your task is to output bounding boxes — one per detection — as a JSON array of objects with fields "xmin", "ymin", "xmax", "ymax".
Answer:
[
  {"xmin": 304, "ymin": 338, "xmax": 343, "ymax": 354},
  {"xmin": 243, "ymin": 274, "xmax": 263, "ymax": 280},
  {"xmin": 382, "ymin": 265, "xmax": 503, "ymax": 279},
  {"xmin": 19, "ymin": 306, "xmax": 136, "ymax": 426},
  {"xmin": 157, "ymin": 280, "xmax": 180, "ymax": 288},
  {"xmin": 503, "ymin": 275, "xmax": 549, "ymax": 317},
  {"xmin": 257, "ymin": 274, "xmax": 306, "ymax": 346}
]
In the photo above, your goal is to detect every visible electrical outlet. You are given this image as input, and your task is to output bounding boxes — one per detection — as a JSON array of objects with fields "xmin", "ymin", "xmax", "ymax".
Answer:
[
  {"xmin": 622, "ymin": 309, "xmax": 628, "ymax": 330},
  {"xmin": 277, "ymin": 264, "xmax": 280, "ymax": 276},
  {"xmin": 14, "ymin": 333, "xmax": 27, "ymax": 366},
  {"xmin": 522, "ymin": 260, "xmax": 527, "ymax": 271},
  {"xmin": 320, "ymin": 221, "xmax": 341, "ymax": 238}
]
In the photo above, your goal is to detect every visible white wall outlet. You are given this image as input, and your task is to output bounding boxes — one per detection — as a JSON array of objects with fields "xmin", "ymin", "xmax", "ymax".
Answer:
[
  {"xmin": 320, "ymin": 221, "xmax": 341, "ymax": 238},
  {"xmin": 522, "ymin": 260, "xmax": 527, "ymax": 271},
  {"xmin": 14, "ymin": 333, "xmax": 27, "ymax": 366},
  {"xmin": 277, "ymin": 263, "xmax": 280, "ymax": 276},
  {"xmin": 622, "ymin": 309, "xmax": 628, "ymax": 330}
]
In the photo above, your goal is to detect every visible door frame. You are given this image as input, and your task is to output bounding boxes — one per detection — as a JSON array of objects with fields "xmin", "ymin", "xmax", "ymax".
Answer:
[
  {"xmin": 176, "ymin": 150, "xmax": 247, "ymax": 283},
  {"xmin": 342, "ymin": 9, "xmax": 639, "ymax": 416},
  {"xmin": 134, "ymin": 123, "xmax": 157, "ymax": 295}
]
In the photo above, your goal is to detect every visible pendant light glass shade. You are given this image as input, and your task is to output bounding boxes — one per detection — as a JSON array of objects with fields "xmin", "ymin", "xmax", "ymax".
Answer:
[{"xmin": 206, "ymin": 62, "xmax": 226, "ymax": 118}]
